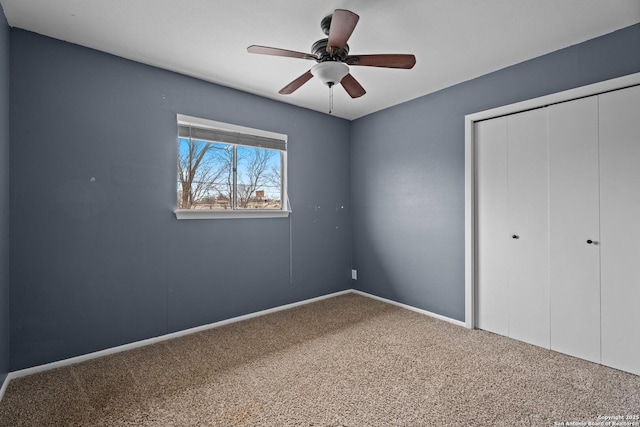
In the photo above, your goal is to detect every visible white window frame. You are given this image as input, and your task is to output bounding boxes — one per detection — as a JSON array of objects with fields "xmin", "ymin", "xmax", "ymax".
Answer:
[{"xmin": 174, "ymin": 114, "xmax": 289, "ymax": 220}]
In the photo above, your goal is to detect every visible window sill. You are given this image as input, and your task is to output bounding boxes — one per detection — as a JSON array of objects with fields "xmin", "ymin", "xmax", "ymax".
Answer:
[{"xmin": 174, "ymin": 209, "xmax": 290, "ymax": 220}]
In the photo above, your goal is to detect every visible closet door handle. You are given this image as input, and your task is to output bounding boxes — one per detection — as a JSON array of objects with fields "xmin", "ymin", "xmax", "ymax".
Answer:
[
  {"xmin": 586, "ymin": 239, "xmax": 598, "ymax": 245},
  {"xmin": 512, "ymin": 235, "xmax": 519, "ymax": 239}
]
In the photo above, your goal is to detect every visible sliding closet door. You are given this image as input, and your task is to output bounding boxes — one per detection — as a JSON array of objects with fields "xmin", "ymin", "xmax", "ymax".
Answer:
[
  {"xmin": 475, "ymin": 117, "xmax": 509, "ymax": 336},
  {"xmin": 548, "ymin": 96, "xmax": 601, "ymax": 363},
  {"xmin": 506, "ymin": 108, "xmax": 550, "ymax": 349},
  {"xmin": 599, "ymin": 85, "xmax": 640, "ymax": 375}
]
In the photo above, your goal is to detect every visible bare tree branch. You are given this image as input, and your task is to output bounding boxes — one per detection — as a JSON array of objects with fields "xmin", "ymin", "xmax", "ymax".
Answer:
[
  {"xmin": 177, "ymin": 139, "xmax": 229, "ymax": 209},
  {"xmin": 237, "ymin": 148, "xmax": 276, "ymax": 208}
]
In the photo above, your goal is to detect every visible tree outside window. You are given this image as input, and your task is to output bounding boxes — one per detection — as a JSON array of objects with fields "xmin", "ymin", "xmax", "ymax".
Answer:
[{"xmin": 176, "ymin": 119, "xmax": 285, "ymax": 212}]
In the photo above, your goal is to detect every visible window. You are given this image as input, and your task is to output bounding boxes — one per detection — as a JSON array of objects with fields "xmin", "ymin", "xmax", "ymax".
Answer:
[{"xmin": 175, "ymin": 114, "xmax": 288, "ymax": 219}]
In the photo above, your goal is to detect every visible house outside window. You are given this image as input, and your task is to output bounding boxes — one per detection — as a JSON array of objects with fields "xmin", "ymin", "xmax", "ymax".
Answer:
[{"xmin": 175, "ymin": 114, "xmax": 288, "ymax": 219}]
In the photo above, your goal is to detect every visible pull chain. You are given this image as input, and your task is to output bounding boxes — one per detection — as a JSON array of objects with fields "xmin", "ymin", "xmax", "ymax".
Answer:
[{"xmin": 328, "ymin": 83, "xmax": 334, "ymax": 114}]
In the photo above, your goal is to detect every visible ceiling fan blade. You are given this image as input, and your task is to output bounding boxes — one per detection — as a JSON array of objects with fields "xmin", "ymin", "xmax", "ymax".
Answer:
[
  {"xmin": 345, "ymin": 54, "xmax": 416, "ymax": 69},
  {"xmin": 327, "ymin": 9, "xmax": 359, "ymax": 56},
  {"xmin": 279, "ymin": 70, "xmax": 314, "ymax": 95},
  {"xmin": 340, "ymin": 73, "xmax": 366, "ymax": 98},
  {"xmin": 248, "ymin": 45, "xmax": 316, "ymax": 60}
]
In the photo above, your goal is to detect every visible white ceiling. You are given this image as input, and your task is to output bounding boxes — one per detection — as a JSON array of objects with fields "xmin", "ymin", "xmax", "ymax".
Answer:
[{"xmin": 2, "ymin": 0, "xmax": 639, "ymax": 120}]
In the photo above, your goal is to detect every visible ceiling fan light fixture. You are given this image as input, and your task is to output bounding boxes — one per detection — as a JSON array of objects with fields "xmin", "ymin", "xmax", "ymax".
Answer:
[{"xmin": 311, "ymin": 62, "xmax": 349, "ymax": 87}]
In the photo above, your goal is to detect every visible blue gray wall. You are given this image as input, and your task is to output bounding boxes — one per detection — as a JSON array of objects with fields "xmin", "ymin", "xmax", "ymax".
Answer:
[
  {"xmin": 351, "ymin": 23, "xmax": 640, "ymax": 322},
  {"xmin": 9, "ymin": 29, "xmax": 352, "ymax": 370},
  {"xmin": 0, "ymin": 5, "xmax": 10, "ymax": 384}
]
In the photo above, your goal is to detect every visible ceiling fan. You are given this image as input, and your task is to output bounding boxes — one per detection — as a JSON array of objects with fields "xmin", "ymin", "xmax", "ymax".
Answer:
[{"xmin": 247, "ymin": 9, "xmax": 416, "ymax": 99}]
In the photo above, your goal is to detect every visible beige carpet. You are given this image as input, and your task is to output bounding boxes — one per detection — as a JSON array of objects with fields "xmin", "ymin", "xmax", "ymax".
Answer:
[{"xmin": 1, "ymin": 293, "xmax": 639, "ymax": 426}]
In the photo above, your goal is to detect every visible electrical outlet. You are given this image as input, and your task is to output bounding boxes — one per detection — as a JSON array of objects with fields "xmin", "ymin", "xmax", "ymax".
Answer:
[{"xmin": 351, "ymin": 269, "xmax": 357, "ymax": 280}]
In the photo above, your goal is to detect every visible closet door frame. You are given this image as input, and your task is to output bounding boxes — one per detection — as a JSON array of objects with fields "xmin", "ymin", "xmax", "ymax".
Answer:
[{"xmin": 464, "ymin": 72, "xmax": 640, "ymax": 330}]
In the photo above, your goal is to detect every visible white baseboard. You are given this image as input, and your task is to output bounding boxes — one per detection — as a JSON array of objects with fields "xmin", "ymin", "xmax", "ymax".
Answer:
[
  {"xmin": 0, "ymin": 288, "xmax": 463, "ymax": 401},
  {"xmin": 351, "ymin": 289, "xmax": 467, "ymax": 328},
  {"xmin": 0, "ymin": 374, "xmax": 9, "ymax": 403}
]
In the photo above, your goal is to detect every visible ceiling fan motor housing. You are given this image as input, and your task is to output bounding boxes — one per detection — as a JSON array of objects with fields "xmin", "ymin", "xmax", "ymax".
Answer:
[{"xmin": 312, "ymin": 38, "xmax": 349, "ymax": 62}]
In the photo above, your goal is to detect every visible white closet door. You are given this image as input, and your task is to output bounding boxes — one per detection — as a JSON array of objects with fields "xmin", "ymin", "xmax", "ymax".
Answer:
[
  {"xmin": 548, "ymin": 96, "xmax": 601, "ymax": 363},
  {"xmin": 599, "ymin": 85, "xmax": 640, "ymax": 375},
  {"xmin": 507, "ymin": 108, "xmax": 550, "ymax": 349},
  {"xmin": 475, "ymin": 117, "xmax": 509, "ymax": 336}
]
